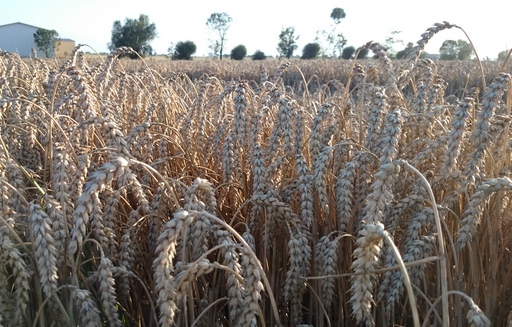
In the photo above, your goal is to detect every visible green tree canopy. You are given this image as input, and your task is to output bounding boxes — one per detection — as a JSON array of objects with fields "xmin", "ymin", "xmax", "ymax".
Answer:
[
  {"xmin": 33, "ymin": 28, "xmax": 59, "ymax": 57},
  {"xmin": 457, "ymin": 40, "xmax": 472, "ymax": 60},
  {"xmin": 206, "ymin": 12, "xmax": 232, "ymax": 60},
  {"xmin": 230, "ymin": 44, "xmax": 247, "ymax": 60},
  {"xmin": 330, "ymin": 7, "xmax": 346, "ymax": 24},
  {"xmin": 341, "ymin": 46, "xmax": 355, "ymax": 59},
  {"xmin": 396, "ymin": 42, "xmax": 414, "ymax": 59},
  {"xmin": 252, "ymin": 50, "xmax": 266, "ymax": 60},
  {"xmin": 356, "ymin": 47, "xmax": 369, "ymax": 59},
  {"xmin": 498, "ymin": 49, "xmax": 512, "ymax": 62},
  {"xmin": 440, "ymin": 40, "xmax": 458, "ymax": 60},
  {"xmin": 170, "ymin": 41, "xmax": 197, "ymax": 60},
  {"xmin": 109, "ymin": 14, "xmax": 157, "ymax": 59},
  {"xmin": 277, "ymin": 27, "xmax": 299, "ymax": 59},
  {"xmin": 383, "ymin": 30, "xmax": 403, "ymax": 58},
  {"xmin": 301, "ymin": 43, "xmax": 321, "ymax": 59},
  {"xmin": 439, "ymin": 39, "xmax": 472, "ymax": 60},
  {"xmin": 315, "ymin": 7, "xmax": 347, "ymax": 57}
]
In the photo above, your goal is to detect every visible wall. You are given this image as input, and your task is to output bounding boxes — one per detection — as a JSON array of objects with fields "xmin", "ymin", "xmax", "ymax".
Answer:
[
  {"xmin": 56, "ymin": 39, "xmax": 76, "ymax": 58},
  {"xmin": 0, "ymin": 23, "xmax": 40, "ymax": 57},
  {"xmin": 0, "ymin": 22, "xmax": 75, "ymax": 58}
]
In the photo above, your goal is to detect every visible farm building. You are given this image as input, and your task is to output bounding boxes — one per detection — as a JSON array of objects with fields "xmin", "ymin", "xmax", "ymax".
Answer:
[
  {"xmin": 56, "ymin": 38, "xmax": 76, "ymax": 58},
  {"xmin": 0, "ymin": 22, "xmax": 75, "ymax": 58}
]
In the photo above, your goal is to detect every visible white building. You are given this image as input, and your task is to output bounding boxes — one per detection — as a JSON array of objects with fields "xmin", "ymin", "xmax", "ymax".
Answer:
[{"xmin": 0, "ymin": 22, "xmax": 74, "ymax": 58}]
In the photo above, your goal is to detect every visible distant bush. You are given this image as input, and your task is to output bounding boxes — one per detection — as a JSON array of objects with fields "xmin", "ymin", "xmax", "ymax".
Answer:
[
  {"xmin": 356, "ymin": 47, "xmax": 369, "ymax": 59},
  {"xmin": 301, "ymin": 43, "xmax": 321, "ymax": 59},
  {"xmin": 498, "ymin": 49, "xmax": 511, "ymax": 62},
  {"xmin": 252, "ymin": 50, "xmax": 266, "ymax": 60},
  {"xmin": 171, "ymin": 41, "xmax": 196, "ymax": 60},
  {"xmin": 230, "ymin": 45, "xmax": 247, "ymax": 60},
  {"xmin": 341, "ymin": 46, "xmax": 355, "ymax": 59}
]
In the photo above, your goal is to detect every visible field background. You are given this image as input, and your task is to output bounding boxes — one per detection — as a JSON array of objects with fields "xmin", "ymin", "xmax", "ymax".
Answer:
[{"xmin": 1, "ymin": 37, "xmax": 512, "ymax": 327}]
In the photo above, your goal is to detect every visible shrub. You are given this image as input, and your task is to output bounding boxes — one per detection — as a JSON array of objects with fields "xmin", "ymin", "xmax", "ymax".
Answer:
[
  {"xmin": 172, "ymin": 41, "xmax": 197, "ymax": 60},
  {"xmin": 355, "ymin": 47, "xmax": 369, "ymax": 59},
  {"xmin": 252, "ymin": 50, "xmax": 266, "ymax": 60},
  {"xmin": 301, "ymin": 43, "xmax": 320, "ymax": 59},
  {"xmin": 230, "ymin": 44, "xmax": 247, "ymax": 60},
  {"xmin": 341, "ymin": 46, "xmax": 355, "ymax": 59}
]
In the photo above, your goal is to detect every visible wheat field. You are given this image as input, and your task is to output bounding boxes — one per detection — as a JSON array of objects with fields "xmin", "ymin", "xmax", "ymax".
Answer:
[{"xmin": 1, "ymin": 22, "xmax": 512, "ymax": 327}]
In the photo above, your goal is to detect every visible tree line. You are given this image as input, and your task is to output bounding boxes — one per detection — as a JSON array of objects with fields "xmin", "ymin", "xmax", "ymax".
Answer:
[
  {"xmin": 33, "ymin": 12, "xmax": 511, "ymax": 61},
  {"xmin": 108, "ymin": 10, "xmax": 352, "ymax": 60}
]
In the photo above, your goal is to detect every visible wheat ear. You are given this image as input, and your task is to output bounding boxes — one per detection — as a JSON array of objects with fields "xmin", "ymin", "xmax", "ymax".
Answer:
[
  {"xmin": 153, "ymin": 210, "xmax": 195, "ymax": 327},
  {"xmin": 350, "ymin": 223, "xmax": 384, "ymax": 326},
  {"xmin": 457, "ymin": 177, "xmax": 512, "ymax": 249},
  {"xmin": 72, "ymin": 288, "xmax": 102, "ymax": 327},
  {"xmin": 441, "ymin": 97, "xmax": 473, "ymax": 174},
  {"xmin": 216, "ymin": 229, "xmax": 245, "ymax": 325},
  {"xmin": 315, "ymin": 234, "xmax": 342, "ymax": 310},
  {"xmin": 461, "ymin": 72, "xmax": 511, "ymax": 191},
  {"xmin": 28, "ymin": 203, "xmax": 58, "ymax": 300},
  {"xmin": 68, "ymin": 157, "xmax": 128, "ymax": 258}
]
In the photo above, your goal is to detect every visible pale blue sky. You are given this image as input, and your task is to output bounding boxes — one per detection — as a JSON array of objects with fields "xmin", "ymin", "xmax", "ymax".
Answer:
[{"xmin": 0, "ymin": 0, "xmax": 510, "ymax": 59}]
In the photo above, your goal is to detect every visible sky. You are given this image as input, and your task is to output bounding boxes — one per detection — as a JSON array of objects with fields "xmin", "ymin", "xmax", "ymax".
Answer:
[{"xmin": 0, "ymin": 0, "xmax": 511, "ymax": 60}]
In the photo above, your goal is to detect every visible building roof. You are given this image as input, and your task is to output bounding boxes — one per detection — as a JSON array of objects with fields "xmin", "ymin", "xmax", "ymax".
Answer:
[
  {"xmin": 0, "ymin": 22, "xmax": 74, "ymax": 42},
  {"xmin": 0, "ymin": 22, "xmax": 44, "ymax": 30}
]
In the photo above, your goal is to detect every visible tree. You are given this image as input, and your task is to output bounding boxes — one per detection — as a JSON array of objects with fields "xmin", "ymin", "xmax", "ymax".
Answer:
[
  {"xmin": 383, "ymin": 30, "xmax": 403, "ymax": 58},
  {"xmin": 315, "ymin": 30, "xmax": 346, "ymax": 58},
  {"xmin": 341, "ymin": 46, "xmax": 355, "ymax": 59},
  {"xmin": 277, "ymin": 27, "xmax": 299, "ymax": 59},
  {"xmin": 457, "ymin": 40, "xmax": 472, "ymax": 60},
  {"xmin": 396, "ymin": 42, "xmax": 414, "ymax": 59},
  {"xmin": 142, "ymin": 45, "xmax": 155, "ymax": 57},
  {"xmin": 355, "ymin": 47, "xmax": 369, "ymax": 59},
  {"xmin": 252, "ymin": 50, "xmax": 266, "ymax": 60},
  {"xmin": 209, "ymin": 40, "xmax": 221, "ymax": 58},
  {"xmin": 315, "ymin": 7, "xmax": 347, "ymax": 57},
  {"xmin": 230, "ymin": 44, "xmax": 247, "ymax": 60},
  {"xmin": 302, "ymin": 43, "xmax": 321, "ymax": 59},
  {"xmin": 498, "ymin": 49, "xmax": 512, "ymax": 62},
  {"xmin": 330, "ymin": 33, "xmax": 347, "ymax": 58},
  {"xmin": 439, "ymin": 40, "xmax": 458, "ymax": 60},
  {"xmin": 33, "ymin": 28, "xmax": 59, "ymax": 57},
  {"xmin": 439, "ymin": 39, "xmax": 472, "ymax": 60},
  {"xmin": 109, "ymin": 14, "xmax": 157, "ymax": 59},
  {"xmin": 170, "ymin": 41, "xmax": 196, "ymax": 60},
  {"xmin": 206, "ymin": 12, "xmax": 232, "ymax": 60},
  {"xmin": 330, "ymin": 7, "xmax": 346, "ymax": 24}
]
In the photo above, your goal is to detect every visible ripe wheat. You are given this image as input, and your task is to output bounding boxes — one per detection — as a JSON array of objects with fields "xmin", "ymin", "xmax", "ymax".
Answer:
[{"xmin": 1, "ymin": 21, "xmax": 511, "ymax": 327}]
